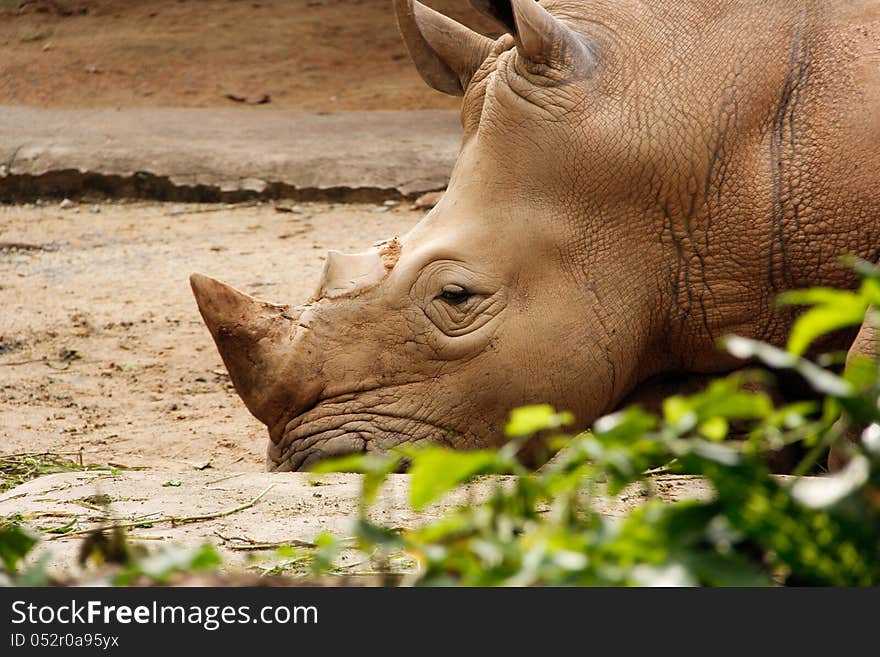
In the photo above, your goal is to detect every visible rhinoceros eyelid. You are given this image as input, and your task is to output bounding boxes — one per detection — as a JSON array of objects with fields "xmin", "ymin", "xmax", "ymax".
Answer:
[{"xmin": 438, "ymin": 284, "xmax": 471, "ymax": 305}]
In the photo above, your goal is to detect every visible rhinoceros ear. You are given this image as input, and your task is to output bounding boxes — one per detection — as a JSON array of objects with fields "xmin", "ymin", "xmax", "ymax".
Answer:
[
  {"xmin": 394, "ymin": 0, "xmax": 495, "ymax": 95},
  {"xmin": 470, "ymin": 0, "xmax": 593, "ymax": 72}
]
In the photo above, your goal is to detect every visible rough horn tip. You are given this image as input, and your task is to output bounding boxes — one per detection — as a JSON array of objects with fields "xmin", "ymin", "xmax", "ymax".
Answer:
[{"xmin": 189, "ymin": 272, "xmax": 228, "ymax": 300}]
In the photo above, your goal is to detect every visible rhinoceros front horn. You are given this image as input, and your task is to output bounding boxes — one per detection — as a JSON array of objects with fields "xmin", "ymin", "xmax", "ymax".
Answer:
[
  {"xmin": 394, "ymin": 0, "xmax": 495, "ymax": 95},
  {"xmin": 189, "ymin": 273, "xmax": 304, "ymax": 430}
]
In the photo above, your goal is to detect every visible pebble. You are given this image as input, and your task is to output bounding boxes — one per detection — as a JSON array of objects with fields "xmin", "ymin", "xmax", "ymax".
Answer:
[
  {"xmin": 91, "ymin": 205, "xmax": 101, "ymax": 214},
  {"xmin": 59, "ymin": 198, "xmax": 75, "ymax": 209},
  {"xmin": 372, "ymin": 206, "xmax": 390, "ymax": 213},
  {"xmin": 383, "ymin": 200, "xmax": 399, "ymax": 207}
]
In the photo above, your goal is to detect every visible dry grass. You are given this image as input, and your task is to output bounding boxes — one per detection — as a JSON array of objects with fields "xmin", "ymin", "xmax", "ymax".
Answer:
[{"xmin": 0, "ymin": 452, "xmax": 116, "ymax": 492}]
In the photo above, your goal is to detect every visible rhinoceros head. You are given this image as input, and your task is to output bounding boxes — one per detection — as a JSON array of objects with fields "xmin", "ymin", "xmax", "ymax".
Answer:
[{"xmin": 192, "ymin": 0, "xmax": 691, "ymax": 470}]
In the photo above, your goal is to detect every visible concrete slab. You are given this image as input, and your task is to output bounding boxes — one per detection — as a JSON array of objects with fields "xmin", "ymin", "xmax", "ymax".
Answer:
[
  {"xmin": 0, "ymin": 471, "xmax": 714, "ymax": 580},
  {"xmin": 0, "ymin": 107, "xmax": 461, "ymax": 201}
]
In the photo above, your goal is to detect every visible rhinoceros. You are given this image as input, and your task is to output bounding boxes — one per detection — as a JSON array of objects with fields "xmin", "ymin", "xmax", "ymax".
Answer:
[{"xmin": 191, "ymin": 0, "xmax": 880, "ymax": 471}]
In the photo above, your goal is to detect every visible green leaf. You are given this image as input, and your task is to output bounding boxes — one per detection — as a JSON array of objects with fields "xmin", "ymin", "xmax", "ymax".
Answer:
[
  {"xmin": 777, "ymin": 287, "xmax": 859, "ymax": 307},
  {"xmin": 0, "ymin": 522, "xmax": 38, "ymax": 574},
  {"xmin": 722, "ymin": 336, "xmax": 854, "ymax": 398},
  {"xmin": 628, "ymin": 562, "xmax": 698, "ymax": 587},
  {"xmin": 408, "ymin": 448, "xmax": 501, "ymax": 511},
  {"xmin": 505, "ymin": 405, "xmax": 573, "ymax": 437},
  {"xmin": 663, "ymin": 396, "xmax": 695, "ymax": 429},
  {"xmin": 843, "ymin": 355, "xmax": 880, "ymax": 389},
  {"xmin": 310, "ymin": 452, "xmax": 375, "ymax": 474},
  {"xmin": 786, "ymin": 301, "xmax": 866, "ymax": 356},
  {"xmin": 593, "ymin": 406, "xmax": 658, "ymax": 440},
  {"xmin": 680, "ymin": 552, "xmax": 774, "ymax": 587},
  {"xmin": 353, "ymin": 519, "xmax": 404, "ymax": 549},
  {"xmin": 698, "ymin": 417, "xmax": 729, "ymax": 441},
  {"xmin": 765, "ymin": 401, "xmax": 818, "ymax": 429},
  {"xmin": 698, "ymin": 388, "xmax": 774, "ymax": 421},
  {"xmin": 310, "ymin": 532, "xmax": 344, "ymax": 574},
  {"xmin": 859, "ymin": 276, "xmax": 880, "ymax": 307},
  {"xmin": 115, "ymin": 543, "xmax": 221, "ymax": 585},
  {"xmin": 310, "ymin": 452, "xmax": 402, "ymax": 509},
  {"xmin": 843, "ymin": 255, "xmax": 880, "ymax": 281},
  {"xmin": 688, "ymin": 440, "xmax": 743, "ymax": 466},
  {"xmin": 789, "ymin": 455, "xmax": 869, "ymax": 509}
]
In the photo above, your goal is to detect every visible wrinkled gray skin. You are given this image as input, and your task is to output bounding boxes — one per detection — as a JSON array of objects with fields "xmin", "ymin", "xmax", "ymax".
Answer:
[{"xmin": 192, "ymin": 0, "xmax": 880, "ymax": 471}]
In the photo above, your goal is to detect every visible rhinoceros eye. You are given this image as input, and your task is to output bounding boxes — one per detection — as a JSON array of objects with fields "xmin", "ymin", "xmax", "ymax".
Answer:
[{"xmin": 438, "ymin": 284, "xmax": 471, "ymax": 305}]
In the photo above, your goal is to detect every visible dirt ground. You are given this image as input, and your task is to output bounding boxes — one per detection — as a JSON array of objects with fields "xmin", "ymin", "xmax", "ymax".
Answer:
[
  {"xmin": 0, "ymin": 200, "xmax": 422, "ymax": 470},
  {"xmin": 0, "ymin": 1, "xmax": 468, "ymax": 477},
  {"xmin": 0, "ymin": 0, "xmax": 499, "ymax": 110}
]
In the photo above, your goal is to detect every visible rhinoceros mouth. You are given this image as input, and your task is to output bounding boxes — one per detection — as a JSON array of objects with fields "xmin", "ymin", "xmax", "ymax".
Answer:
[{"xmin": 267, "ymin": 403, "xmax": 463, "ymax": 472}]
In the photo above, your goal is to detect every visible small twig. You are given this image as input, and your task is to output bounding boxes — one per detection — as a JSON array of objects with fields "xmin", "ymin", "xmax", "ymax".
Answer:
[
  {"xmin": 0, "ymin": 357, "xmax": 79, "ymax": 369},
  {"xmin": 226, "ymin": 541, "xmax": 316, "ymax": 552},
  {"xmin": 56, "ymin": 484, "xmax": 276, "ymax": 539},
  {"xmin": 24, "ymin": 510, "xmax": 79, "ymax": 520},
  {"xmin": 60, "ymin": 515, "xmax": 164, "ymax": 538},
  {"xmin": 214, "ymin": 530, "xmax": 317, "ymax": 551},
  {"xmin": 127, "ymin": 534, "xmax": 166, "ymax": 541},
  {"xmin": 0, "ymin": 241, "xmax": 49, "ymax": 251},
  {"xmin": 64, "ymin": 518, "xmax": 156, "ymax": 537},
  {"xmin": 167, "ymin": 203, "xmax": 260, "ymax": 216},
  {"xmin": 71, "ymin": 500, "xmax": 107, "ymax": 513},
  {"xmin": 169, "ymin": 484, "xmax": 275, "ymax": 525},
  {"xmin": 0, "ymin": 358, "xmax": 43, "ymax": 367},
  {"xmin": 205, "ymin": 473, "xmax": 246, "ymax": 486}
]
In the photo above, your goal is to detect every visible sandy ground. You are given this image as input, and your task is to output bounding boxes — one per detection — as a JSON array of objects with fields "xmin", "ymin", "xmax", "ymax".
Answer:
[
  {"xmin": 0, "ymin": 0, "xmax": 499, "ymax": 110},
  {"xmin": 0, "ymin": 470, "xmax": 716, "ymax": 578},
  {"xmin": 0, "ymin": 200, "xmax": 422, "ymax": 471}
]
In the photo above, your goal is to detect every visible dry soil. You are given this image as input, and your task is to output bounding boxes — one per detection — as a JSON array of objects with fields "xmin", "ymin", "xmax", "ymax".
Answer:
[
  {"xmin": 0, "ymin": 200, "xmax": 422, "ymax": 471},
  {"xmin": 0, "ymin": 0, "xmax": 499, "ymax": 110}
]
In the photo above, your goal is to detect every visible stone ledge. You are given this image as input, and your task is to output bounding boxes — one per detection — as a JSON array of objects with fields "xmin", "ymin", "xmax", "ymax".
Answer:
[{"xmin": 0, "ymin": 107, "xmax": 461, "ymax": 202}]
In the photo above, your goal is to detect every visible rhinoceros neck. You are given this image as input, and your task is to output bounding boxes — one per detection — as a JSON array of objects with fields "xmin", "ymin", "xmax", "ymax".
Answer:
[{"xmin": 621, "ymin": 0, "xmax": 880, "ymax": 373}]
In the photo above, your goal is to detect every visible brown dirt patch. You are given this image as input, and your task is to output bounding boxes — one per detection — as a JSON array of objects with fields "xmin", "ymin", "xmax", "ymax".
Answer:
[{"xmin": 0, "ymin": 0, "xmax": 500, "ymax": 110}]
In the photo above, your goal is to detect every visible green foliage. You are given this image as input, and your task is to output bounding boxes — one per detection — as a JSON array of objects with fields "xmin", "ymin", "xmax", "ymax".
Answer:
[
  {"xmin": 5, "ymin": 265, "xmax": 880, "ymax": 587},
  {"xmin": 0, "ymin": 518, "xmax": 38, "ymax": 575},
  {"xmin": 317, "ymin": 264, "xmax": 880, "ymax": 586},
  {"xmin": 0, "ymin": 516, "xmax": 222, "ymax": 587},
  {"xmin": 505, "ymin": 405, "xmax": 574, "ymax": 437},
  {"xmin": 406, "ymin": 447, "xmax": 515, "ymax": 511},
  {"xmin": 113, "ymin": 543, "xmax": 222, "ymax": 586},
  {"xmin": 0, "ymin": 517, "xmax": 51, "ymax": 586}
]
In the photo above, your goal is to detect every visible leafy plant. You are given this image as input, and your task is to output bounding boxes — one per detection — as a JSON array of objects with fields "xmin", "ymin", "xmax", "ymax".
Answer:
[
  {"xmin": 0, "ymin": 516, "xmax": 52, "ymax": 586},
  {"xmin": 5, "ymin": 265, "xmax": 880, "ymax": 586},
  {"xmin": 113, "ymin": 543, "xmax": 222, "ymax": 586},
  {"xmin": 314, "ymin": 261, "xmax": 880, "ymax": 586}
]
